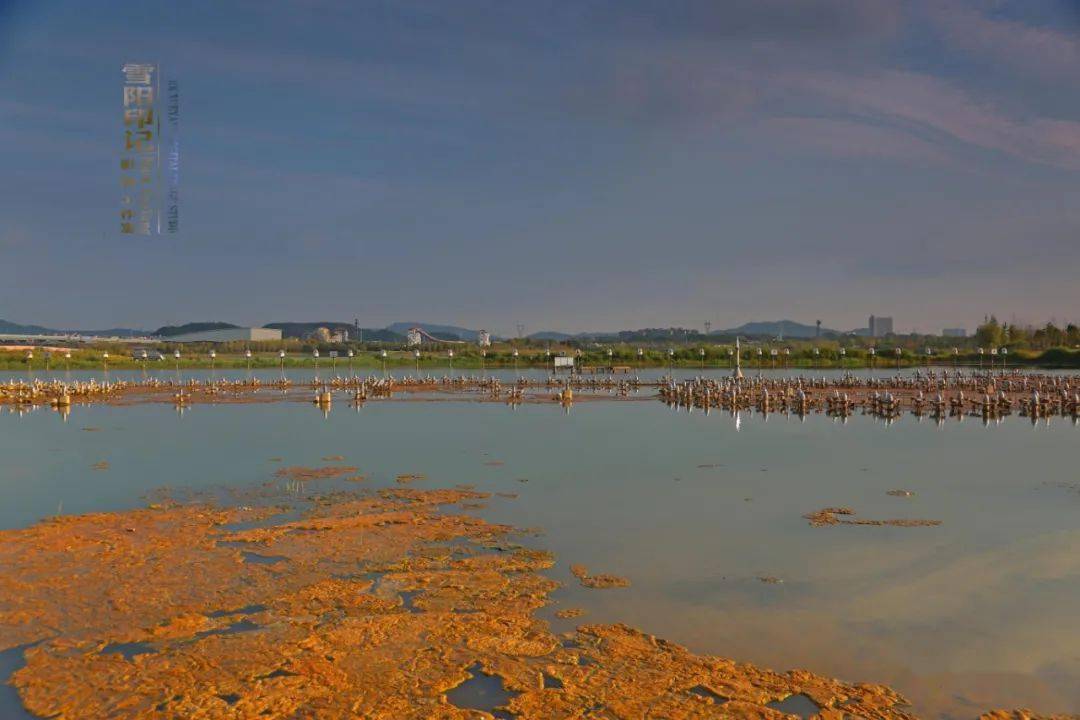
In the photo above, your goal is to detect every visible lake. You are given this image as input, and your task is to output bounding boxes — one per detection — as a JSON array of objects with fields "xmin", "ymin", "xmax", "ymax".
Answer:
[{"xmin": 1, "ymin": 368, "xmax": 1078, "ymax": 718}]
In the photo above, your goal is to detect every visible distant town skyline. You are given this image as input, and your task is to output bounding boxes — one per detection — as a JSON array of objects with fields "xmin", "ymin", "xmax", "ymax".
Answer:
[{"xmin": 2, "ymin": 1, "xmax": 1079, "ymax": 334}]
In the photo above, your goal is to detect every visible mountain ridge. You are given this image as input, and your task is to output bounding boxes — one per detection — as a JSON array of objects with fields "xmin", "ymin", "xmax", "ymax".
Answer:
[{"xmin": 2, "ymin": 317, "xmax": 859, "ymax": 341}]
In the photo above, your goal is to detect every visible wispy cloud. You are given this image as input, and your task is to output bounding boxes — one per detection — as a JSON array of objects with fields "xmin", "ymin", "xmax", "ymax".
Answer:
[
  {"xmin": 755, "ymin": 116, "xmax": 952, "ymax": 165},
  {"xmin": 783, "ymin": 69, "xmax": 1080, "ymax": 170},
  {"xmin": 927, "ymin": 0, "xmax": 1080, "ymax": 81}
]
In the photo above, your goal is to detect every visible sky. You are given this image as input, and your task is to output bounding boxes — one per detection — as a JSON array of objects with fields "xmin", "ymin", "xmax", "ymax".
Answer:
[{"xmin": 1, "ymin": 0, "xmax": 1079, "ymax": 335}]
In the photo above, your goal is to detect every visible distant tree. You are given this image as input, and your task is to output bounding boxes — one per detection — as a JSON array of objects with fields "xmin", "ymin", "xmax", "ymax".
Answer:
[
  {"xmin": 975, "ymin": 316, "xmax": 1004, "ymax": 348},
  {"xmin": 1036, "ymin": 322, "xmax": 1065, "ymax": 348},
  {"xmin": 1007, "ymin": 324, "xmax": 1032, "ymax": 348}
]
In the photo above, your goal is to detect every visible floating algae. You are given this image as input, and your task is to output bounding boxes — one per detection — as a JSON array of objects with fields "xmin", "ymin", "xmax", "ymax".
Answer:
[
  {"xmin": 886, "ymin": 490, "xmax": 915, "ymax": 498},
  {"xmin": 321, "ymin": 455, "xmax": 346, "ymax": 462},
  {"xmin": 273, "ymin": 465, "xmax": 358, "ymax": 481},
  {"xmin": 91, "ymin": 461, "xmax": 110, "ymax": 471},
  {"xmin": 803, "ymin": 507, "xmax": 941, "ymax": 528},
  {"xmin": 0, "ymin": 484, "xmax": 1032, "ymax": 720},
  {"xmin": 395, "ymin": 473, "xmax": 426, "ymax": 484},
  {"xmin": 554, "ymin": 608, "xmax": 586, "ymax": 619},
  {"xmin": 570, "ymin": 564, "xmax": 631, "ymax": 589}
]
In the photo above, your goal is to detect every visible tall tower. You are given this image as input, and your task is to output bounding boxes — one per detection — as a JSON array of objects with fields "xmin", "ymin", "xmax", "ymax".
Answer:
[
  {"xmin": 704, "ymin": 321, "xmax": 712, "ymax": 336},
  {"xmin": 733, "ymin": 337, "xmax": 743, "ymax": 380},
  {"xmin": 816, "ymin": 320, "xmax": 821, "ymax": 338}
]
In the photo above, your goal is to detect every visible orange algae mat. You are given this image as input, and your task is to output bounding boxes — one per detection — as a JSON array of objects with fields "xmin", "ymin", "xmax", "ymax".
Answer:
[
  {"xmin": 803, "ymin": 507, "xmax": 942, "ymax": 528},
  {"xmin": 0, "ymin": 487, "xmax": 1047, "ymax": 720}
]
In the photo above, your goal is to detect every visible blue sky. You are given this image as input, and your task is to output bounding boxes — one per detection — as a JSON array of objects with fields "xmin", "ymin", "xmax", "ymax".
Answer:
[{"xmin": 1, "ymin": 0, "xmax": 1078, "ymax": 334}]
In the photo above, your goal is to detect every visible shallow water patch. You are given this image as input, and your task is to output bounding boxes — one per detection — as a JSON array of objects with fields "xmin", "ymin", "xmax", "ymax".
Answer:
[
  {"xmin": 542, "ymin": 673, "xmax": 564, "ymax": 690},
  {"xmin": 687, "ymin": 684, "xmax": 728, "ymax": 704},
  {"xmin": 0, "ymin": 645, "xmax": 39, "ymax": 720},
  {"xmin": 767, "ymin": 693, "xmax": 820, "ymax": 718},
  {"xmin": 194, "ymin": 619, "xmax": 261, "ymax": 640},
  {"xmin": 206, "ymin": 604, "xmax": 267, "ymax": 618},
  {"xmin": 240, "ymin": 550, "xmax": 288, "ymax": 565},
  {"xmin": 446, "ymin": 662, "xmax": 517, "ymax": 719},
  {"xmin": 399, "ymin": 589, "xmax": 423, "ymax": 613},
  {"xmin": 100, "ymin": 641, "xmax": 156, "ymax": 660}
]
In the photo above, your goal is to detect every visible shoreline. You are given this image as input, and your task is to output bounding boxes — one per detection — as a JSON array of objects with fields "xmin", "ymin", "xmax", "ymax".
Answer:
[{"xmin": 3, "ymin": 371, "xmax": 1078, "ymax": 426}]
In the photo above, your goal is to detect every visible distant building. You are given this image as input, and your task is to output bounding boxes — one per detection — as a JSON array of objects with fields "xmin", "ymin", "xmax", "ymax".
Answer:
[
  {"xmin": 306, "ymin": 327, "xmax": 348, "ymax": 343},
  {"xmin": 406, "ymin": 328, "xmax": 422, "ymax": 347},
  {"xmin": 868, "ymin": 315, "xmax": 894, "ymax": 337},
  {"xmin": 166, "ymin": 327, "xmax": 282, "ymax": 343},
  {"xmin": 477, "ymin": 330, "xmax": 491, "ymax": 347},
  {"xmin": 943, "ymin": 328, "xmax": 967, "ymax": 338}
]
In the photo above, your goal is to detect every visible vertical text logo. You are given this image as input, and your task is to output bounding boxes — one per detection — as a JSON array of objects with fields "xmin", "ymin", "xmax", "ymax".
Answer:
[{"xmin": 120, "ymin": 63, "xmax": 160, "ymax": 234}]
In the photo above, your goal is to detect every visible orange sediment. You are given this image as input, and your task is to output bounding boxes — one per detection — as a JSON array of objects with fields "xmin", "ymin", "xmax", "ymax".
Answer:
[{"xmin": 0, "ymin": 486, "xmax": 1041, "ymax": 719}]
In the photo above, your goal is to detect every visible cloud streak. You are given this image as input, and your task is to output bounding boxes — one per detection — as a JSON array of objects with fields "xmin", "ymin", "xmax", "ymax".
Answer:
[
  {"xmin": 783, "ymin": 69, "xmax": 1080, "ymax": 170},
  {"xmin": 927, "ymin": 0, "xmax": 1080, "ymax": 81}
]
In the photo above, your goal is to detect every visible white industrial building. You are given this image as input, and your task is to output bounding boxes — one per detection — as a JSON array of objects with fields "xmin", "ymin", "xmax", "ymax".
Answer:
[
  {"xmin": 165, "ymin": 327, "xmax": 282, "ymax": 343},
  {"xmin": 868, "ymin": 315, "xmax": 894, "ymax": 337}
]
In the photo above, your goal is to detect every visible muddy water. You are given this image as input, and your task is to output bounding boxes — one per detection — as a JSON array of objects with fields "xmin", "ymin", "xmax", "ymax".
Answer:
[{"xmin": 1, "ymin": 383, "xmax": 1077, "ymax": 718}]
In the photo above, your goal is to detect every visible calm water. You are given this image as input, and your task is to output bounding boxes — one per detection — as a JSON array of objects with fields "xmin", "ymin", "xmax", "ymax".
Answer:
[{"xmin": 1, "ymin": 370, "xmax": 1078, "ymax": 718}]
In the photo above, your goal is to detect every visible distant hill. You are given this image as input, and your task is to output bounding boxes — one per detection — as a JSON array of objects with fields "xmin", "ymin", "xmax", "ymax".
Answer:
[
  {"xmin": 155, "ymin": 322, "xmax": 239, "ymax": 337},
  {"xmin": 530, "ymin": 328, "xmax": 707, "ymax": 342},
  {"xmin": 0, "ymin": 319, "xmax": 56, "ymax": 335},
  {"xmin": 720, "ymin": 320, "xmax": 841, "ymax": 339},
  {"xmin": 0, "ymin": 318, "xmax": 149, "ymax": 337},
  {"xmin": 1, "ymin": 317, "xmax": 867, "ymax": 343}
]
